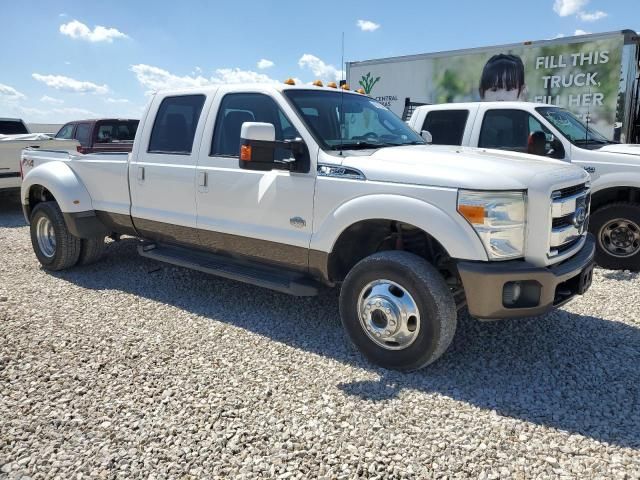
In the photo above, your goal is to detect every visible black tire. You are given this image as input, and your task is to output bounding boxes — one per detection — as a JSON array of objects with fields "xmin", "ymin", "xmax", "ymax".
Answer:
[
  {"xmin": 339, "ymin": 250, "xmax": 457, "ymax": 371},
  {"xmin": 589, "ymin": 202, "xmax": 640, "ymax": 270},
  {"xmin": 30, "ymin": 201, "xmax": 81, "ymax": 271},
  {"xmin": 78, "ymin": 236, "xmax": 106, "ymax": 266}
]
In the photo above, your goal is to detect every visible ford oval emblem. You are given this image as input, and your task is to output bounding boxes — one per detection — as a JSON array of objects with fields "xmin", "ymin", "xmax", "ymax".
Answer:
[{"xmin": 573, "ymin": 206, "xmax": 587, "ymax": 228}]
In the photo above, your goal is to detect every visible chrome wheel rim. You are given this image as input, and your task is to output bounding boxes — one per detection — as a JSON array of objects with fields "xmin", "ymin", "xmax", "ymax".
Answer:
[
  {"xmin": 599, "ymin": 218, "xmax": 640, "ymax": 258},
  {"xmin": 36, "ymin": 216, "xmax": 56, "ymax": 258},
  {"xmin": 357, "ymin": 279, "xmax": 421, "ymax": 350}
]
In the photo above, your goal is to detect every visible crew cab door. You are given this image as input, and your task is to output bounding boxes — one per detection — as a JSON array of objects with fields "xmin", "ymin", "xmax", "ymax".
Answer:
[
  {"xmin": 417, "ymin": 107, "xmax": 478, "ymax": 146},
  {"xmin": 195, "ymin": 90, "xmax": 316, "ymax": 271},
  {"xmin": 129, "ymin": 94, "xmax": 208, "ymax": 242}
]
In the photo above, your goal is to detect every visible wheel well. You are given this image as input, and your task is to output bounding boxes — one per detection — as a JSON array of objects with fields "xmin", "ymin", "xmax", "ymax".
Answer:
[
  {"xmin": 592, "ymin": 187, "xmax": 640, "ymax": 212},
  {"xmin": 26, "ymin": 185, "xmax": 56, "ymax": 219},
  {"xmin": 328, "ymin": 219, "xmax": 458, "ymax": 286}
]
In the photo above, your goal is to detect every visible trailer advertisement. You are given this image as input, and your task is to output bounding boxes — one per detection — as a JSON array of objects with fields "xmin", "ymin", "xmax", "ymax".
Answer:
[{"xmin": 348, "ymin": 33, "xmax": 638, "ymax": 141}]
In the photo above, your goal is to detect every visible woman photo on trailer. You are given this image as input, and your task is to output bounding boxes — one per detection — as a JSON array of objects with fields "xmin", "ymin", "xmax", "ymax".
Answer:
[{"xmin": 479, "ymin": 53, "xmax": 528, "ymax": 101}]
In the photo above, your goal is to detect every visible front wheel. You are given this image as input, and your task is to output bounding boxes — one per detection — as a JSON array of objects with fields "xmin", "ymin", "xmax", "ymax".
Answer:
[
  {"xmin": 339, "ymin": 251, "xmax": 457, "ymax": 371},
  {"xmin": 30, "ymin": 202, "xmax": 81, "ymax": 271},
  {"xmin": 590, "ymin": 202, "xmax": 640, "ymax": 270}
]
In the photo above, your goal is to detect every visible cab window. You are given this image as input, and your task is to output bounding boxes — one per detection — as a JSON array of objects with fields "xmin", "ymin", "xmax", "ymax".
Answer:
[
  {"xmin": 56, "ymin": 123, "xmax": 75, "ymax": 139},
  {"xmin": 148, "ymin": 95, "xmax": 205, "ymax": 154},
  {"xmin": 74, "ymin": 123, "xmax": 92, "ymax": 147},
  {"xmin": 210, "ymin": 93, "xmax": 299, "ymax": 160},
  {"xmin": 422, "ymin": 110, "xmax": 469, "ymax": 145}
]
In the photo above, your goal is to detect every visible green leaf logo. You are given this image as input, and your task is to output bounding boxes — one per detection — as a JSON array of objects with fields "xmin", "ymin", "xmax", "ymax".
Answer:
[{"xmin": 358, "ymin": 72, "xmax": 380, "ymax": 94}]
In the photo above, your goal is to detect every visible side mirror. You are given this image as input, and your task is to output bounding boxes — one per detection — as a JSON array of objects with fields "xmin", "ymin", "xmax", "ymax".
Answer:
[
  {"xmin": 239, "ymin": 122, "xmax": 306, "ymax": 172},
  {"xmin": 421, "ymin": 130, "xmax": 433, "ymax": 144}
]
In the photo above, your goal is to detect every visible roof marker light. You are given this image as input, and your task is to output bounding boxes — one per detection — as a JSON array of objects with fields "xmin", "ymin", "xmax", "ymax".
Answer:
[
  {"xmin": 312, "ymin": 80, "xmax": 324, "ymax": 87},
  {"xmin": 284, "ymin": 78, "xmax": 296, "ymax": 85},
  {"xmin": 327, "ymin": 81, "xmax": 337, "ymax": 88},
  {"xmin": 341, "ymin": 83, "xmax": 350, "ymax": 90}
]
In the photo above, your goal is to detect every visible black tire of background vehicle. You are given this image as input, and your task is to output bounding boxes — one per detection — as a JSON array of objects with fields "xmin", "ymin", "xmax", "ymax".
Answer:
[
  {"xmin": 589, "ymin": 202, "xmax": 640, "ymax": 270},
  {"xmin": 29, "ymin": 201, "xmax": 81, "ymax": 271},
  {"xmin": 339, "ymin": 250, "xmax": 457, "ymax": 371},
  {"xmin": 78, "ymin": 236, "xmax": 106, "ymax": 266}
]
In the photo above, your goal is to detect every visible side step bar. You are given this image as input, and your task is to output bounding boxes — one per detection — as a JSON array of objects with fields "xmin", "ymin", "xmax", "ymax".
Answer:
[{"xmin": 138, "ymin": 242, "xmax": 320, "ymax": 296}]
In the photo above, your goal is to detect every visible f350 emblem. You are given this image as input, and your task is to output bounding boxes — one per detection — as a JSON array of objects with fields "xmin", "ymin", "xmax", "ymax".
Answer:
[
  {"xmin": 290, "ymin": 217, "xmax": 306, "ymax": 228},
  {"xmin": 583, "ymin": 166, "xmax": 596, "ymax": 174}
]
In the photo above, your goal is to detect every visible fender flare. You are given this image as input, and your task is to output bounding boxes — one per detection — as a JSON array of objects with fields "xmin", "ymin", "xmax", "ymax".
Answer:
[
  {"xmin": 590, "ymin": 173, "xmax": 640, "ymax": 197},
  {"xmin": 310, "ymin": 194, "xmax": 488, "ymax": 261},
  {"xmin": 21, "ymin": 161, "xmax": 94, "ymax": 214}
]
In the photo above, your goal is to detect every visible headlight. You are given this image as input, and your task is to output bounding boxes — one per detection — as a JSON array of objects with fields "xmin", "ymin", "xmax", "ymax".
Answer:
[{"xmin": 457, "ymin": 190, "xmax": 526, "ymax": 260}]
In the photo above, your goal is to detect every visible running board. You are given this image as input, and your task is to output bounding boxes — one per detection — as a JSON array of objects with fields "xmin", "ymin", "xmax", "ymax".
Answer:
[{"xmin": 138, "ymin": 242, "xmax": 320, "ymax": 296}]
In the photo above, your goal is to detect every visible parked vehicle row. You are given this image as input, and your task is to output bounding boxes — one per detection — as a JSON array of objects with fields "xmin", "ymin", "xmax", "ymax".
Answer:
[
  {"xmin": 408, "ymin": 102, "xmax": 640, "ymax": 270},
  {"xmin": 20, "ymin": 84, "xmax": 594, "ymax": 370}
]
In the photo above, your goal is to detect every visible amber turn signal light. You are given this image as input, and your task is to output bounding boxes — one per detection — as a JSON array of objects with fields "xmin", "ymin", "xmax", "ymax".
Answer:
[
  {"xmin": 240, "ymin": 144, "xmax": 252, "ymax": 161},
  {"xmin": 458, "ymin": 204, "xmax": 485, "ymax": 224}
]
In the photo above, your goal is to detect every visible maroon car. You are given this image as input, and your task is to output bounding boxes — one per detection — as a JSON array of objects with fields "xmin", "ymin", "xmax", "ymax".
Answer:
[{"xmin": 54, "ymin": 118, "xmax": 139, "ymax": 154}]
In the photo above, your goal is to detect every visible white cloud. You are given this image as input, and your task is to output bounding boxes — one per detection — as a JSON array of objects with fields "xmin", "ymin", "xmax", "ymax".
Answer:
[
  {"xmin": 60, "ymin": 19, "xmax": 128, "ymax": 43},
  {"xmin": 578, "ymin": 10, "xmax": 607, "ymax": 21},
  {"xmin": 298, "ymin": 54, "xmax": 344, "ymax": 81},
  {"xmin": 257, "ymin": 59, "xmax": 274, "ymax": 69},
  {"xmin": 0, "ymin": 83, "xmax": 26, "ymax": 102},
  {"xmin": 553, "ymin": 33, "xmax": 566, "ymax": 39},
  {"xmin": 553, "ymin": 0, "xmax": 588, "ymax": 16},
  {"xmin": 40, "ymin": 95, "xmax": 64, "ymax": 105},
  {"xmin": 59, "ymin": 13, "xmax": 68, "ymax": 17},
  {"xmin": 356, "ymin": 19, "xmax": 380, "ymax": 32},
  {"xmin": 574, "ymin": 29, "xmax": 591, "ymax": 35},
  {"xmin": 130, "ymin": 64, "xmax": 280, "ymax": 93},
  {"xmin": 106, "ymin": 97, "xmax": 130, "ymax": 103},
  {"xmin": 32, "ymin": 73, "xmax": 109, "ymax": 94}
]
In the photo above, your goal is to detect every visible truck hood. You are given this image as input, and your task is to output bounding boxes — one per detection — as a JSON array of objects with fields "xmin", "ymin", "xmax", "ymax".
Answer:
[
  {"xmin": 596, "ymin": 144, "xmax": 640, "ymax": 157},
  {"xmin": 342, "ymin": 145, "xmax": 586, "ymax": 190}
]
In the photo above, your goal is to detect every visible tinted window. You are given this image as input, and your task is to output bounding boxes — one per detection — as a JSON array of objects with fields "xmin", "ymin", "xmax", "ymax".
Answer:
[
  {"xmin": 56, "ymin": 124, "xmax": 75, "ymax": 139},
  {"xmin": 96, "ymin": 120, "xmax": 139, "ymax": 143},
  {"xmin": 148, "ymin": 95, "xmax": 205, "ymax": 154},
  {"xmin": 0, "ymin": 120, "xmax": 28, "ymax": 135},
  {"xmin": 75, "ymin": 123, "xmax": 92, "ymax": 147},
  {"xmin": 211, "ymin": 93, "xmax": 299, "ymax": 160},
  {"xmin": 422, "ymin": 110, "xmax": 469, "ymax": 145}
]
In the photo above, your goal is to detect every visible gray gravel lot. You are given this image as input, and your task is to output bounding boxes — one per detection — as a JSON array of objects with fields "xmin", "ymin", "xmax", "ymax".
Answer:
[{"xmin": 1, "ymin": 195, "xmax": 639, "ymax": 479}]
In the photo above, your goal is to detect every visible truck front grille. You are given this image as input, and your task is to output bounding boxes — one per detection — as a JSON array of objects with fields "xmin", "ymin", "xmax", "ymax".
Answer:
[{"xmin": 549, "ymin": 183, "xmax": 590, "ymax": 258}]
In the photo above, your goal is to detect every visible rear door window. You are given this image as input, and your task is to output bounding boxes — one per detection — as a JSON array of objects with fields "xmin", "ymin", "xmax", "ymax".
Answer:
[
  {"xmin": 74, "ymin": 123, "xmax": 92, "ymax": 147},
  {"xmin": 422, "ymin": 110, "xmax": 469, "ymax": 145},
  {"xmin": 95, "ymin": 120, "xmax": 139, "ymax": 144},
  {"xmin": 148, "ymin": 95, "xmax": 205, "ymax": 154}
]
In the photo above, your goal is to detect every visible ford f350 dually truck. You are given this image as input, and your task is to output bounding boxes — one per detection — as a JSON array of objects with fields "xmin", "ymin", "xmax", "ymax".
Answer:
[
  {"xmin": 408, "ymin": 102, "xmax": 640, "ymax": 270},
  {"xmin": 20, "ymin": 84, "xmax": 595, "ymax": 370}
]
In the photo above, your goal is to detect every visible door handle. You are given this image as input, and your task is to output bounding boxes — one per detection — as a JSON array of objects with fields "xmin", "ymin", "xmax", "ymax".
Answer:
[
  {"xmin": 137, "ymin": 166, "xmax": 145, "ymax": 181},
  {"xmin": 198, "ymin": 171, "xmax": 207, "ymax": 187}
]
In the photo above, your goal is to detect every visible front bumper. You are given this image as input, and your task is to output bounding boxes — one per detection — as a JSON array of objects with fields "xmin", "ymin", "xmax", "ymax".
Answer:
[{"xmin": 457, "ymin": 234, "xmax": 595, "ymax": 319}]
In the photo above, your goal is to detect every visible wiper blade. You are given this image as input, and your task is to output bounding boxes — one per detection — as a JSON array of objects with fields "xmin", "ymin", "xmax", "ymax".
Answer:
[
  {"xmin": 331, "ymin": 141, "xmax": 387, "ymax": 150},
  {"xmin": 574, "ymin": 138, "xmax": 608, "ymax": 144}
]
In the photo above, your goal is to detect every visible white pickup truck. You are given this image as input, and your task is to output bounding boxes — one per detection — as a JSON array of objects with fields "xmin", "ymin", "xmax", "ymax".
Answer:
[
  {"xmin": 408, "ymin": 102, "xmax": 640, "ymax": 270},
  {"xmin": 0, "ymin": 118, "xmax": 78, "ymax": 194},
  {"xmin": 20, "ymin": 85, "xmax": 595, "ymax": 370}
]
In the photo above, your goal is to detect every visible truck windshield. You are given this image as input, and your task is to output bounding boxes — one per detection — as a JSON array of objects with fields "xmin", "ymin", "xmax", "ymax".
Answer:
[
  {"xmin": 284, "ymin": 90, "xmax": 425, "ymax": 150},
  {"xmin": 536, "ymin": 106, "xmax": 612, "ymax": 146}
]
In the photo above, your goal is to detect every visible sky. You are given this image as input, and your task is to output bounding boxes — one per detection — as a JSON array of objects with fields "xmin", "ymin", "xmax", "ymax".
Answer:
[{"xmin": 1, "ymin": 0, "xmax": 637, "ymax": 124}]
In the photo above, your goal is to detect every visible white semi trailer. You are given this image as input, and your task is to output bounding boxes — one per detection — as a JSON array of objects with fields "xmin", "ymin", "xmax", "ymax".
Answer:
[{"xmin": 347, "ymin": 30, "xmax": 640, "ymax": 143}]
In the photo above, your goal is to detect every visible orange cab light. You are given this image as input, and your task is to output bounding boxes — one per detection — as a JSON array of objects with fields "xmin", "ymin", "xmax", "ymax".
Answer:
[
  {"xmin": 356, "ymin": 88, "xmax": 365, "ymax": 94},
  {"xmin": 312, "ymin": 80, "xmax": 323, "ymax": 87},
  {"xmin": 341, "ymin": 83, "xmax": 350, "ymax": 90},
  {"xmin": 284, "ymin": 78, "xmax": 296, "ymax": 85},
  {"xmin": 327, "ymin": 81, "xmax": 337, "ymax": 88},
  {"xmin": 458, "ymin": 204, "xmax": 485, "ymax": 225},
  {"xmin": 240, "ymin": 144, "xmax": 252, "ymax": 161}
]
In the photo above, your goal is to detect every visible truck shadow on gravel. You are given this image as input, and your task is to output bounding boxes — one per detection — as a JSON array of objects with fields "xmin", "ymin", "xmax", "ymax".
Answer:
[
  {"xmin": 0, "ymin": 195, "xmax": 27, "ymax": 228},
  {"xmin": 51, "ymin": 238, "xmax": 640, "ymax": 450}
]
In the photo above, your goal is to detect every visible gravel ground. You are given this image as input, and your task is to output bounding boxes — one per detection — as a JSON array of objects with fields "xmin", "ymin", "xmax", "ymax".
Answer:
[{"xmin": 1, "ymin": 195, "xmax": 639, "ymax": 479}]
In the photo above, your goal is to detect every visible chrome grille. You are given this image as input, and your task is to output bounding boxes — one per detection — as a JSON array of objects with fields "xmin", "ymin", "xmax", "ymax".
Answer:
[{"xmin": 549, "ymin": 183, "xmax": 590, "ymax": 258}]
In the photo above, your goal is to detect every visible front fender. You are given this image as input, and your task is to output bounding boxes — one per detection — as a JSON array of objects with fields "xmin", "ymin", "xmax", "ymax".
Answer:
[
  {"xmin": 590, "ymin": 171, "xmax": 640, "ymax": 195},
  {"xmin": 311, "ymin": 194, "xmax": 488, "ymax": 261},
  {"xmin": 21, "ymin": 161, "xmax": 94, "ymax": 214}
]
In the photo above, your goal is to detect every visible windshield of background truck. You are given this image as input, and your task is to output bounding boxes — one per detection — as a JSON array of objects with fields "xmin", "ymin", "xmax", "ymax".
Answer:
[
  {"xmin": 536, "ymin": 106, "xmax": 610, "ymax": 146},
  {"xmin": 284, "ymin": 90, "xmax": 424, "ymax": 150}
]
